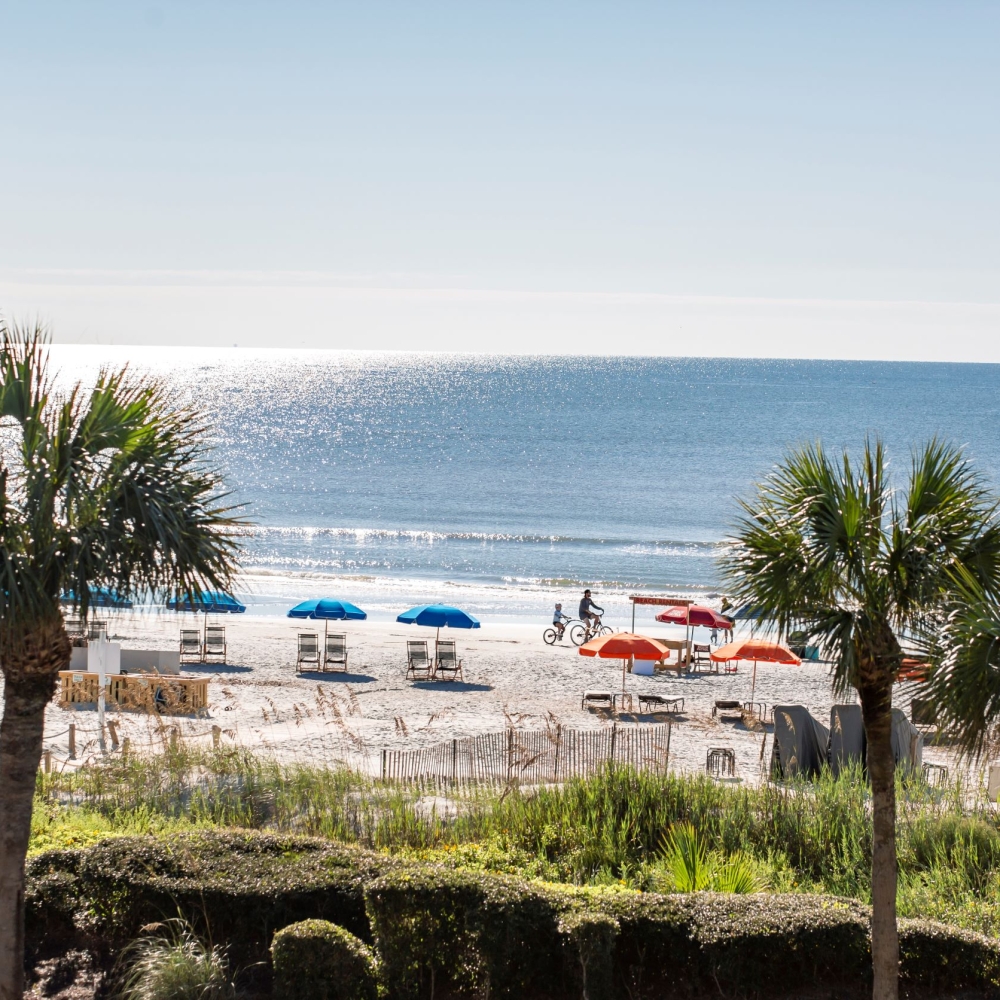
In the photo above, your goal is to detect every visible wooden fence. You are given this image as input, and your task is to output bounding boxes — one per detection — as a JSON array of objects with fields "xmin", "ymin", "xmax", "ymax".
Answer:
[{"xmin": 380, "ymin": 723, "xmax": 671, "ymax": 785}]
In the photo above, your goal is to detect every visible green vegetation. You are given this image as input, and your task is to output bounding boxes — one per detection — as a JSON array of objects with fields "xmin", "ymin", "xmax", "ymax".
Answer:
[
  {"xmin": 29, "ymin": 746, "xmax": 1000, "ymax": 938},
  {"xmin": 24, "ymin": 830, "xmax": 1000, "ymax": 999},
  {"xmin": 115, "ymin": 919, "xmax": 233, "ymax": 1000},
  {"xmin": 271, "ymin": 920, "xmax": 378, "ymax": 1000}
]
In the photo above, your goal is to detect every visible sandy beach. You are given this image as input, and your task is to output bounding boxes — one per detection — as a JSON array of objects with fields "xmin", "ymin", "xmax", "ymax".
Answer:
[{"xmin": 38, "ymin": 610, "xmax": 947, "ymax": 782}]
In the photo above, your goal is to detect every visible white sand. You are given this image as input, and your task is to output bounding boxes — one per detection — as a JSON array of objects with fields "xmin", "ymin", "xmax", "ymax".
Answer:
[{"xmin": 39, "ymin": 611, "xmax": 948, "ymax": 782}]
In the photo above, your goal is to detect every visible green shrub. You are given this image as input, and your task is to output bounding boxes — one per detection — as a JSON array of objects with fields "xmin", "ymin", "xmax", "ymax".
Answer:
[
  {"xmin": 271, "ymin": 920, "xmax": 377, "ymax": 1000},
  {"xmin": 115, "ymin": 919, "xmax": 233, "ymax": 1000},
  {"xmin": 25, "ymin": 832, "xmax": 386, "ymax": 967},
  {"xmin": 24, "ymin": 831, "xmax": 1000, "ymax": 998},
  {"xmin": 557, "ymin": 911, "xmax": 618, "ymax": 1000}
]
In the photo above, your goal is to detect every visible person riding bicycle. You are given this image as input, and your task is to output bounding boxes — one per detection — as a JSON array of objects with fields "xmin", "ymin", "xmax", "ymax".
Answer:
[
  {"xmin": 552, "ymin": 602, "xmax": 571, "ymax": 639},
  {"xmin": 579, "ymin": 590, "xmax": 604, "ymax": 632}
]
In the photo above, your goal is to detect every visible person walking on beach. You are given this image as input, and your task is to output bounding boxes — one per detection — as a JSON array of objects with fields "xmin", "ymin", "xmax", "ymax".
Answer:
[{"xmin": 579, "ymin": 589, "xmax": 604, "ymax": 632}]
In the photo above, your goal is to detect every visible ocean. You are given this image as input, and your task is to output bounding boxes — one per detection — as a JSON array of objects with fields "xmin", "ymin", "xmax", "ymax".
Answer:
[{"xmin": 51, "ymin": 348, "xmax": 1000, "ymax": 623}]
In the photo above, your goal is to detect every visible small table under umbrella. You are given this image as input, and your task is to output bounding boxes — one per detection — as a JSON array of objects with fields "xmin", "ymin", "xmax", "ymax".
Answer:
[
  {"xmin": 709, "ymin": 637, "xmax": 801, "ymax": 699},
  {"xmin": 579, "ymin": 632, "xmax": 672, "ymax": 710}
]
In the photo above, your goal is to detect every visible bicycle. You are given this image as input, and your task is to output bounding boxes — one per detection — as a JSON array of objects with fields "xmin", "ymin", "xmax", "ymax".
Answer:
[
  {"xmin": 543, "ymin": 618, "xmax": 577, "ymax": 645},
  {"xmin": 569, "ymin": 614, "xmax": 613, "ymax": 646}
]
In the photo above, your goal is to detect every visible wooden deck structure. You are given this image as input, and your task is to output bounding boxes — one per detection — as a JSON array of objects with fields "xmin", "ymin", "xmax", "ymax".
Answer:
[{"xmin": 58, "ymin": 671, "xmax": 208, "ymax": 714}]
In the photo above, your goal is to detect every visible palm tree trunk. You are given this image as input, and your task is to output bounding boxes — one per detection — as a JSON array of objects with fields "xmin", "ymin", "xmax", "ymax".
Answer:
[
  {"xmin": 0, "ymin": 619, "xmax": 67, "ymax": 1000},
  {"xmin": 861, "ymin": 691, "xmax": 899, "ymax": 1000}
]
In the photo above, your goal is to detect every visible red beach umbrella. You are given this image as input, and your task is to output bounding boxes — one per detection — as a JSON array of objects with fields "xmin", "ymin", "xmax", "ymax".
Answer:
[
  {"xmin": 655, "ymin": 605, "xmax": 734, "ymax": 629},
  {"xmin": 709, "ymin": 637, "xmax": 802, "ymax": 699}
]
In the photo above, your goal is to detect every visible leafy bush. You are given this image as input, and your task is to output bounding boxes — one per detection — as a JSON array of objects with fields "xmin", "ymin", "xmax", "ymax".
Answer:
[
  {"xmin": 25, "ymin": 830, "xmax": 1000, "ymax": 998},
  {"xmin": 271, "ymin": 920, "xmax": 377, "ymax": 1000},
  {"xmin": 656, "ymin": 822, "xmax": 767, "ymax": 893},
  {"xmin": 115, "ymin": 919, "xmax": 233, "ymax": 1000}
]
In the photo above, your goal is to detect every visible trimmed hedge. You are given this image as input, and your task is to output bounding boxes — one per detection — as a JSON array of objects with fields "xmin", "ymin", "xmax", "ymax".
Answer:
[
  {"xmin": 24, "ymin": 831, "xmax": 1000, "ymax": 998},
  {"xmin": 271, "ymin": 919, "xmax": 377, "ymax": 1000}
]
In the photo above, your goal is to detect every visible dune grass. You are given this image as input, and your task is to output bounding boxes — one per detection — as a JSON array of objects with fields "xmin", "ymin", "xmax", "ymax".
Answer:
[{"xmin": 31, "ymin": 745, "xmax": 1000, "ymax": 935}]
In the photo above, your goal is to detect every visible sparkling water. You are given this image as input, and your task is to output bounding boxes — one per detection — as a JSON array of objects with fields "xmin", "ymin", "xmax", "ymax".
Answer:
[{"xmin": 51, "ymin": 348, "xmax": 1000, "ymax": 621}]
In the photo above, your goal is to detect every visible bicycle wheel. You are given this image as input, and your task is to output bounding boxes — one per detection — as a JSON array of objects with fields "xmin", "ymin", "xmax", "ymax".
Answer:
[
  {"xmin": 543, "ymin": 627, "xmax": 558, "ymax": 645},
  {"xmin": 569, "ymin": 623, "xmax": 588, "ymax": 646},
  {"xmin": 598, "ymin": 624, "xmax": 614, "ymax": 637}
]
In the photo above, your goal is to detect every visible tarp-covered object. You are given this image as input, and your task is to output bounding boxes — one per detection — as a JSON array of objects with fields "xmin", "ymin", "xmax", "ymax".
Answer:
[
  {"xmin": 771, "ymin": 705, "xmax": 830, "ymax": 779},
  {"xmin": 830, "ymin": 705, "xmax": 866, "ymax": 777},
  {"xmin": 891, "ymin": 707, "xmax": 923, "ymax": 770}
]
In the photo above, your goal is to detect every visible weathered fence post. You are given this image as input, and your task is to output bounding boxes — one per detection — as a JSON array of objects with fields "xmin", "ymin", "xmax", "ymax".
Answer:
[
  {"xmin": 107, "ymin": 721, "xmax": 119, "ymax": 749},
  {"xmin": 452, "ymin": 739, "xmax": 458, "ymax": 784},
  {"xmin": 122, "ymin": 737, "xmax": 130, "ymax": 756},
  {"xmin": 212, "ymin": 725, "xmax": 221, "ymax": 749},
  {"xmin": 68, "ymin": 723, "xmax": 76, "ymax": 759},
  {"xmin": 665, "ymin": 722, "xmax": 671, "ymax": 772},
  {"xmin": 381, "ymin": 748, "xmax": 387, "ymax": 780},
  {"xmin": 610, "ymin": 722, "xmax": 617, "ymax": 763},
  {"xmin": 43, "ymin": 750, "xmax": 51, "ymax": 774}
]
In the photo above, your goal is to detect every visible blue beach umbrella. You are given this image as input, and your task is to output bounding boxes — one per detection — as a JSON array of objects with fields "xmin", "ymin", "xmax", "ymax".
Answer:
[
  {"xmin": 287, "ymin": 598, "xmax": 368, "ymax": 621},
  {"xmin": 167, "ymin": 591, "xmax": 247, "ymax": 614},
  {"xmin": 60, "ymin": 587, "xmax": 134, "ymax": 609},
  {"xmin": 396, "ymin": 604, "xmax": 480, "ymax": 647}
]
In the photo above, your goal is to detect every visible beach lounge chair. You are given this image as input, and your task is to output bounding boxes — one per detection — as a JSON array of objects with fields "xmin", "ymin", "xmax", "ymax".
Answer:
[
  {"xmin": 712, "ymin": 699, "xmax": 742, "ymax": 719},
  {"xmin": 581, "ymin": 690, "xmax": 614, "ymax": 711},
  {"xmin": 296, "ymin": 632, "xmax": 320, "ymax": 672},
  {"xmin": 406, "ymin": 640, "xmax": 432, "ymax": 680},
  {"xmin": 433, "ymin": 640, "xmax": 464, "ymax": 681},
  {"xmin": 179, "ymin": 629, "xmax": 202, "ymax": 663},
  {"xmin": 88, "ymin": 620, "xmax": 108, "ymax": 641},
  {"xmin": 203, "ymin": 625, "xmax": 227, "ymax": 663},
  {"xmin": 324, "ymin": 632, "xmax": 348, "ymax": 673},
  {"xmin": 638, "ymin": 693, "xmax": 684, "ymax": 714}
]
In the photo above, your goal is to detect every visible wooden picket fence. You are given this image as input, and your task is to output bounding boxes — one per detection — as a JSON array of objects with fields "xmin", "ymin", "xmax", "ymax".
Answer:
[{"xmin": 380, "ymin": 723, "xmax": 672, "ymax": 785}]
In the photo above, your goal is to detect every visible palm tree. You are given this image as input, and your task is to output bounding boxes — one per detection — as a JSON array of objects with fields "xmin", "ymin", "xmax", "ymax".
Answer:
[
  {"xmin": 0, "ymin": 322, "xmax": 243, "ymax": 1000},
  {"xmin": 723, "ymin": 438, "xmax": 1000, "ymax": 1000},
  {"xmin": 926, "ymin": 574, "xmax": 1000, "ymax": 759}
]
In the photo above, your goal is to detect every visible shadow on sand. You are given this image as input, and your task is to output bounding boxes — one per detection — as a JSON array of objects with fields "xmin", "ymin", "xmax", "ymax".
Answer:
[
  {"xmin": 411, "ymin": 680, "xmax": 493, "ymax": 693},
  {"xmin": 296, "ymin": 670, "xmax": 377, "ymax": 684}
]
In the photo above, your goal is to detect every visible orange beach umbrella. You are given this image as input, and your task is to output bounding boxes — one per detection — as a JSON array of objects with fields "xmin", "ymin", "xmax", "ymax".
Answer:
[
  {"xmin": 579, "ymin": 632, "xmax": 672, "ymax": 694},
  {"xmin": 710, "ymin": 637, "xmax": 801, "ymax": 699}
]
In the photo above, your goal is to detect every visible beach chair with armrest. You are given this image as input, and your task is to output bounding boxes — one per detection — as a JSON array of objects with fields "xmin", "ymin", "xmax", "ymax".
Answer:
[
  {"xmin": 406, "ymin": 640, "xmax": 432, "ymax": 680},
  {"xmin": 179, "ymin": 629, "xmax": 202, "ymax": 663},
  {"xmin": 64, "ymin": 618, "xmax": 86, "ymax": 645},
  {"xmin": 296, "ymin": 632, "xmax": 320, "ymax": 672},
  {"xmin": 203, "ymin": 625, "xmax": 227, "ymax": 663},
  {"xmin": 324, "ymin": 632, "xmax": 348, "ymax": 673},
  {"xmin": 433, "ymin": 639, "xmax": 464, "ymax": 681},
  {"xmin": 692, "ymin": 643, "xmax": 711, "ymax": 664}
]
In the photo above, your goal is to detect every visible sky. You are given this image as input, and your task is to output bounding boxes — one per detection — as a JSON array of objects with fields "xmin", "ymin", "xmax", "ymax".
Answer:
[{"xmin": 2, "ymin": 2, "xmax": 999, "ymax": 359}]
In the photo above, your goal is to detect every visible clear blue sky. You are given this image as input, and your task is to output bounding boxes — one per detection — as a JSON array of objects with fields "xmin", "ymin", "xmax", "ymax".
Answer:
[{"xmin": 2, "ymin": 2, "xmax": 999, "ymax": 357}]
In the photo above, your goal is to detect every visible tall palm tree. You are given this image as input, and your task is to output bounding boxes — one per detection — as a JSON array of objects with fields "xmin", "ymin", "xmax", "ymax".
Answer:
[
  {"xmin": 723, "ymin": 439, "xmax": 1000, "ymax": 1000},
  {"xmin": 0, "ymin": 323, "xmax": 243, "ymax": 1000}
]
